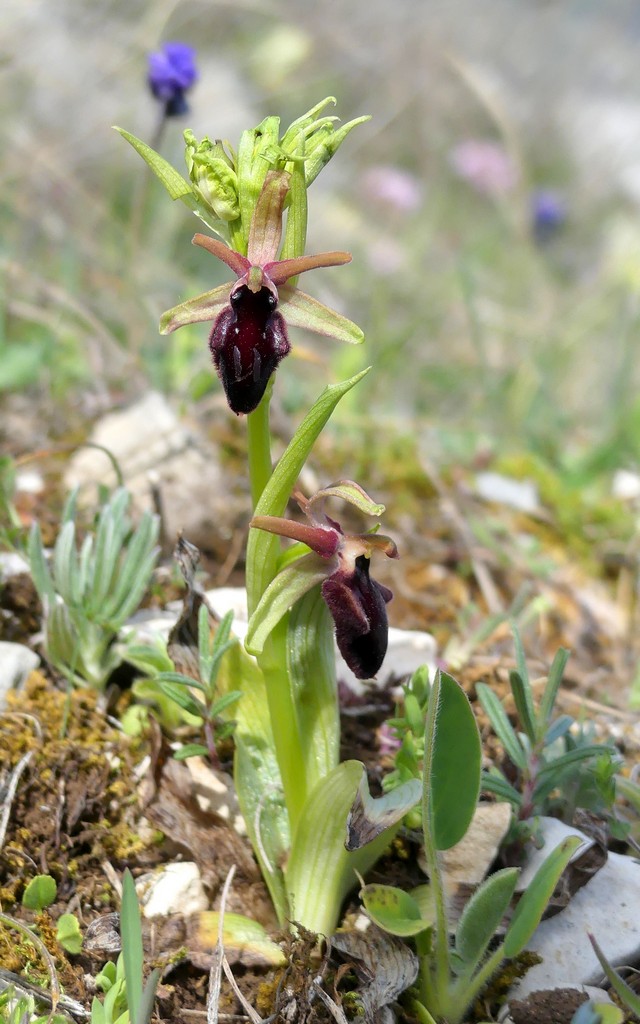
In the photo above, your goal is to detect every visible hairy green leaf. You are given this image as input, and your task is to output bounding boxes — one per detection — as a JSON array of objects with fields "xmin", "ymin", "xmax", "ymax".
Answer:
[
  {"xmin": 504, "ymin": 836, "xmax": 583, "ymax": 956},
  {"xmin": 423, "ymin": 671, "xmax": 482, "ymax": 851},
  {"xmin": 455, "ymin": 867, "xmax": 519, "ymax": 969}
]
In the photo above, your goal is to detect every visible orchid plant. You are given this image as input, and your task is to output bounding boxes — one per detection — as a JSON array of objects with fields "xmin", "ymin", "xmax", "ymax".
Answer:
[{"xmin": 117, "ymin": 98, "xmax": 422, "ymax": 935}]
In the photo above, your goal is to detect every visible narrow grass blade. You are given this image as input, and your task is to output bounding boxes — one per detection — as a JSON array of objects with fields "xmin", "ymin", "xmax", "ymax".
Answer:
[
  {"xmin": 476, "ymin": 683, "xmax": 527, "ymax": 771},
  {"xmin": 120, "ymin": 869, "xmax": 143, "ymax": 1024},
  {"xmin": 539, "ymin": 647, "xmax": 570, "ymax": 732}
]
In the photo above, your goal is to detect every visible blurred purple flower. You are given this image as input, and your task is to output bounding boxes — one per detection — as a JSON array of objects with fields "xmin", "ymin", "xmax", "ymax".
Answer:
[
  {"xmin": 362, "ymin": 166, "xmax": 423, "ymax": 213},
  {"xmin": 148, "ymin": 42, "xmax": 198, "ymax": 117},
  {"xmin": 449, "ymin": 139, "xmax": 518, "ymax": 197},
  {"xmin": 531, "ymin": 189, "xmax": 566, "ymax": 242},
  {"xmin": 377, "ymin": 720, "xmax": 402, "ymax": 756}
]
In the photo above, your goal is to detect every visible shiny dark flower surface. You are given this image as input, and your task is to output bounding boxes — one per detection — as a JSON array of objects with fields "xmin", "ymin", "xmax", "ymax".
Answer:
[
  {"xmin": 250, "ymin": 482, "xmax": 398, "ymax": 679},
  {"xmin": 322, "ymin": 554, "xmax": 393, "ymax": 679},
  {"xmin": 209, "ymin": 285, "xmax": 290, "ymax": 415},
  {"xmin": 160, "ymin": 171, "xmax": 363, "ymax": 415},
  {"xmin": 148, "ymin": 42, "xmax": 198, "ymax": 116}
]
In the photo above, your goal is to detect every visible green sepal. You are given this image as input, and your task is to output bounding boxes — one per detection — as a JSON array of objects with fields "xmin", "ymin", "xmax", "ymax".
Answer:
[
  {"xmin": 503, "ymin": 835, "xmax": 583, "ymax": 956},
  {"xmin": 279, "ymin": 285, "xmax": 364, "ymax": 344},
  {"xmin": 308, "ymin": 480, "xmax": 385, "ymax": 517},
  {"xmin": 423, "ymin": 671, "xmax": 482, "ymax": 851},
  {"xmin": 160, "ymin": 282, "xmax": 231, "ymax": 335}
]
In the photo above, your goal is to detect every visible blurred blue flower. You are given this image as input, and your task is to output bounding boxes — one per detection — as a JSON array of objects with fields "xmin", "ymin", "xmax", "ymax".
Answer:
[
  {"xmin": 531, "ymin": 189, "xmax": 566, "ymax": 242},
  {"xmin": 148, "ymin": 42, "xmax": 198, "ymax": 117}
]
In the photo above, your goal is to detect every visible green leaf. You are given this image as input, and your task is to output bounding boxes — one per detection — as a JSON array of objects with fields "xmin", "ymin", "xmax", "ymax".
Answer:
[
  {"xmin": 361, "ymin": 883, "xmax": 432, "ymax": 936},
  {"xmin": 22, "ymin": 874, "xmax": 57, "ymax": 911},
  {"xmin": 503, "ymin": 836, "xmax": 584, "ymax": 956},
  {"xmin": 286, "ymin": 760, "xmax": 402, "ymax": 935},
  {"xmin": 455, "ymin": 868, "xmax": 519, "ymax": 969},
  {"xmin": 481, "ymin": 771, "xmax": 522, "ymax": 806},
  {"xmin": 158, "ymin": 681, "xmax": 206, "ymax": 719},
  {"xmin": 345, "ymin": 769, "xmax": 422, "ymax": 851},
  {"xmin": 195, "ymin": 912, "xmax": 286, "ymax": 965},
  {"xmin": 208, "ymin": 689, "xmax": 242, "ymax": 718},
  {"xmin": 423, "ymin": 671, "xmax": 482, "ymax": 851},
  {"xmin": 137, "ymin": 968, "xmax": 161, "ymax": 1024},
  {"xmin": 115, "ymin": 127, "xmax": 200, "ymax": 206},
  {"xmin": 535, "ymin": 745, "xmax": 610, "ymax": 779},
  {"xmin": 588, "ymin": 933, "xmax": 640, "ymax": 1017},
  {"xmin": 27, "ymin": 523, "xmax": 55, "ymax": 603},
  {"xmin": 509, "ymin": 670, "xmax": 537, "ymax": 745},
  {"xmin": 121, "ymin": 869, "xmax": 144, "ymax": 1024},
  {"xmin": 56, "ymin": 912, "xmax": 83, "ymax": 954},
  {"xmin": 173, "ymin": 743, "xmax": 210, "ymax": 760},
  {"xmin": 539, "ymin": 647, "xmax": 570, "ymax": 733},
  {"xmin": 476, "ymin": 683, "xmax": 527, "ymax": 771},
  {"xmin": 246, "ymin": 553, "xmax": 327, "ymax": 654},
  {"xmin": 286, "ymin": 587, "xmax": 339, "ymax": 792}
]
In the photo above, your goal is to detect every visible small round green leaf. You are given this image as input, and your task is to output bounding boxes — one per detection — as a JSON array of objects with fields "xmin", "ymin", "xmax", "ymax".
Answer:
[
  {"xmin": 22, "ymin": 874, "xmax": 57, "ymax": 911},
  {"xmin": 361, "ymin": 883, "xmax": 431, "ymax": 937},
  {"xmin": 56, "ymin": 913, "xmax": 83, "ymax": 954}
]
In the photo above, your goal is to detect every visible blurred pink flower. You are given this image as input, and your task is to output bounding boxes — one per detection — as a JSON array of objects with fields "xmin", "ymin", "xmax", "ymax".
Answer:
[
  {"xmin": 362, "ymin": 165, "xmax": 423, "ymax": 213},
  {"xmin": 449, "ymin": 140, "xmax": 518, "ymax": 197},
  {"xmin": 377, "ymin": 720, "xmax": 402, "ymax": 756}
]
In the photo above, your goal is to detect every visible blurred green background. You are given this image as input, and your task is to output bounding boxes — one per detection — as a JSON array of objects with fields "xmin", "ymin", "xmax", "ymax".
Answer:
[{"xmin": 3, "ymin": 0, "xmax": 640, "ymax": 473}]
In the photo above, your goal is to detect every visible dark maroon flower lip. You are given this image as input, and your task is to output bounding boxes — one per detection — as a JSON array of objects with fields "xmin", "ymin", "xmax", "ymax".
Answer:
[
  {"xmin": 322, "ymin": 554, "xmax": 393, "ymax": 679},
  {"xmin": 209, "ymin": 285, "xmax": 290, "ymax": 415},
  {"xmin": 159, "ymin": 171, "xmax": 363, "ymax": 415},
  {"xmin": 249, "ymin": 482, "xmax": 398, "ymax": 679}
]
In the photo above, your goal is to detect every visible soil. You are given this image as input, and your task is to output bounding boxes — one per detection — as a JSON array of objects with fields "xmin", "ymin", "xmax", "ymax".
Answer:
[{"xmin": 2, "ymin": 425, "xmax": 640, "ymax": 1023}]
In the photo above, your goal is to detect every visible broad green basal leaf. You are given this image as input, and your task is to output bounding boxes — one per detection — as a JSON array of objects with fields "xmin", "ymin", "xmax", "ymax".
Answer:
[{"xmin": 423, "ymin": 671, "xmax": 482, "ymax": 851}]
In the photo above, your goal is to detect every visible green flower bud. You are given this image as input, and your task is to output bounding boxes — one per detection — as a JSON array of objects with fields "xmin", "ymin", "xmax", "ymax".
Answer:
[{"xmin": 184, "ymin": 129, "xmax": 240, "ymax": 222}]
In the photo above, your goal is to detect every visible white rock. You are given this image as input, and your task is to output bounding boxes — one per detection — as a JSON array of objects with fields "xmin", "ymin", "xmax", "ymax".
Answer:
[
  {"xmin": 475, "ymin": 472, "xmax": 540, "ymax": 514},
  {"xmin": 0, "ymin": 552, "xmax": 30, "ymax": 580},
  {"xmin": 125, "ymin": 586, "xmax": 437, "ymax": 692},
  {"xmin": 63, "ymin": 392, "xmax": 245, "ymax": 551},
  {"xmin": 136, "ymin": 862, "xmax": 208, "ymax": 919},
  {"xmin": 612, "ymin": 469, "xmax": 640, "ymax": 501},
  {"xmin": 440, "ymin": 802, "xmax": 513, "ymax": 897},
  {"xmin": 515, "ymin": 817, "xmax": 594, "ymax": 891},
  {"xmin": 509, "ymin": 849, "xmax": 640, "ymax": 998},
  {"xmin": 0, "ymin": 642, "xmax": 39, "ymax": 703}
]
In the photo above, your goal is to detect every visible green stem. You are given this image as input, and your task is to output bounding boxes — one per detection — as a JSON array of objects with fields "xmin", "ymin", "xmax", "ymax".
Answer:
[
  {"xmin": 246, "ymin": 388, "xmax": 274, "ymax": 514},
  {"xmin": 450, "ymin": 944, "xmax": 505, "ymax": 1023},
  {"xmin": 407, "ymin": 998, "xmax": 439, "ymax": 1024}
]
